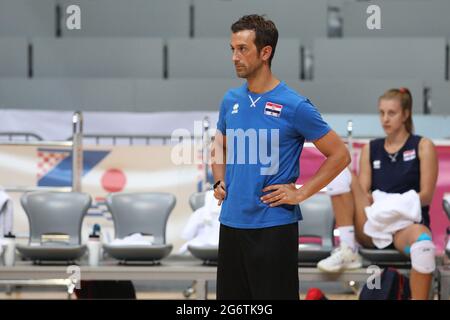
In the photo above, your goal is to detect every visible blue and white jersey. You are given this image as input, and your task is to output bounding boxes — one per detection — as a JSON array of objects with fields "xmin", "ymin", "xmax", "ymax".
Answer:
[{"xmin": 216, "ymin": 81, "xmax": 331, "ymax": 229}]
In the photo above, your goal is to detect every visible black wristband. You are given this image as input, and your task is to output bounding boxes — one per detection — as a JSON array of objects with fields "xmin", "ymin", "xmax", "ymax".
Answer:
[{"xmin": 213, "ymin": 180, "xmax": 221, "ymax": 189}]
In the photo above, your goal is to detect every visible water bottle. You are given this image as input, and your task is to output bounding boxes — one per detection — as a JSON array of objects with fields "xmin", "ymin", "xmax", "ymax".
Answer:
[
  {"xmin": 3, "ymin": 232, "xmax": 16, "ymax": 267},
  {"xmin": 87, "ymin": 224, "xmax": 102, "ymax": 267}
]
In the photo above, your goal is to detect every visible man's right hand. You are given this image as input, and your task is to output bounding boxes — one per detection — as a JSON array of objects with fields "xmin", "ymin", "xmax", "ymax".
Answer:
[{"xmin": 213, "ymin": 181, "xmax": 227, "ymax": 205}]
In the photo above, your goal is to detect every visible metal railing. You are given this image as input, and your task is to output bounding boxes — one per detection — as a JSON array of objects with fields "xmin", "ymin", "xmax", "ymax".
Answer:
[
  {"xmin": 80, "ymin": 133, "xmax": 212, "ymax": 146},
  {"xmin": 202, "ymin": 116, "xmax": 211, "ymax": 191},
  {"xmin": 0, "ymin": 111, "xmax": 84, "ymax": 193},
  {"xmin": 0, "ymin": 132, "xmax": 43, "ymax": 142},
  {"xmin": 0, "ymin": 279, "xmax": 77, "ymax": 298},
  {"xmin": 1, "ymin": 117, "xmax": 359, "ymax": 194}
]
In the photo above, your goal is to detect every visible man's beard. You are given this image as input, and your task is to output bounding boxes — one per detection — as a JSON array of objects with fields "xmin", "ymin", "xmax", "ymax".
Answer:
[
  {"xmin": 235, "ymin": 62, "xmax": 262, "ymax": 79},
  {"xmin": 235, "ymin": 65, "xmax": 248, "ymax": 78}
]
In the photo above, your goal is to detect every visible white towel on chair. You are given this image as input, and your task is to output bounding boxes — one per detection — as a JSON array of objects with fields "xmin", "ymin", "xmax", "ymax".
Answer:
[
  {"xmin": 179, "ymin": 190, "xmax": 221, "ymax": 254},
  {"xmin": 363, "ymin": 189, "xmax": 421, "ymax": 249},
  {"xmin": 0, "ymin": 189, "xmax": 13, "ymax": 237},
  {"xmin": 109, "ymin": 233, "xmax": 154, "ymax": 246}
]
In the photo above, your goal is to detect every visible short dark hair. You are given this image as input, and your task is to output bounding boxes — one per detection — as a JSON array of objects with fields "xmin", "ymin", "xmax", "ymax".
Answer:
[{"xmin": 231, "ymin": 14, "xmax": 278, "ymax": 67}]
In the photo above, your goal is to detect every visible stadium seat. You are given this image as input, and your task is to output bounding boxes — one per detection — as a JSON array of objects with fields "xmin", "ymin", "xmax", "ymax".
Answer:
[
  {"xmin": 0, "ymin": 0, "xmax": 55, "ymax": 37},
  {"xmin": 298, "ymin": 193, "xmax": 335, "ymax": 266},
  {"xmin": 314, "ymin": 38, "xmax": 447, "ymax": 81},
  {"xmin": 342, "ymin": 0, "xmax": 450, "ymax": 38},
  {"xmin": 193, "ymin": 0, "xmax": 327, "ymax": 45},
  {"xmin": 103, "ymin": 192, "xmax": 175, "ymax": 263},
  {"xmin": 33, "ymin": 38, "xmax": 164, "ymax": 78},
  {"xmin": 16, "ymin": 191, "xmax": 91, "ymax": 263},
  {"xmin": 0, "ymin": 38, "xmax": 28, "ymax": 77},
  {"xmin": 58, "ymin": 0, "xmax": 190, "ymax": 37}
]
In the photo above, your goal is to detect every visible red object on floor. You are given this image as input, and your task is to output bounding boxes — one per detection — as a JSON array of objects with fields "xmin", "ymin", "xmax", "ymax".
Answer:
[{"xmin": 305, "ymin": 288, "xmax": 328, "ymax": 300}]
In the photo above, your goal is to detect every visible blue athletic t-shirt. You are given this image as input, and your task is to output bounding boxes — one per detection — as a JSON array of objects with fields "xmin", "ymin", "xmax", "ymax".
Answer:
[{"xmin": 216, "ymin": 81, "xmax": 331, "ymax": 229}]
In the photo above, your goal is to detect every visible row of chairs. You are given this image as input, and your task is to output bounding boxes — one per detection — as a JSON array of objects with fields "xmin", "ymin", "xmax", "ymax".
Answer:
[
  {"xmin": 1, "ymin": 37, "xmax": 448, "ymax": 81},
  {"xmin": 2, "ymin": 0, "xmax": 450, "ymax": 40},
  {"xmin": 188, "ymin": 192, "xmax": 415, "ymax": 268},
  {"xmin": 16, "ymin": 191, "xmax": 175, "ymax": 263},
  {"xmin": 1, "ymin": 78, "xmax": 449, "ymax": 114},
  {"xmin": 12, "ymin": 190, "xmax": 450, "ymax": 268},
  {"xmin": 0, "ymin": 0, "xmax": 327, "ymax": 41}
]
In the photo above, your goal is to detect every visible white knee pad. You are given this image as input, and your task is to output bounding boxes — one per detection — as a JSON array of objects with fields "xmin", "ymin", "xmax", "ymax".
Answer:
[
  {"xmin": 410, "ymin": 240, "xmax": 436, "ymax": 274},
  {"xmin": 325, "ymin": 167, "xmax": 351, "ymax": 196}
]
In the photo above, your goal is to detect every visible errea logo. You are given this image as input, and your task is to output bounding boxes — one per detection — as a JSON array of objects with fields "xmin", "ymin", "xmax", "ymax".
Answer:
[{"xmin": 231, "ymin": 103, "xmax": 239, "ymax": 114}]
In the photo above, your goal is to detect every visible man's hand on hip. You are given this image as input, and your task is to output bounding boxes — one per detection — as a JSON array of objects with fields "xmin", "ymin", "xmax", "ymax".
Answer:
[
  {"xmin": 213, "ymin": 181, "xmax": 227, "ymax": 205},
  {"xmin": 261, "ymin": 183, "xmax": 303, "ymax": 207}
]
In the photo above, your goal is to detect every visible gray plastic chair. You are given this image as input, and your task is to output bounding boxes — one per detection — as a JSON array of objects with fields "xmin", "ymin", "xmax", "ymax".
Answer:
[
  {"xmin": 298, "ymin": 193, "xmax": 335, "ymax": 266},
  {"xmin": 358, "ymin": 247, "xmax": 410, "ymax": 267},
  {"xmin": 188, "ymin": 192, "xmax": 206, "ymax": 212},
  {"xmin": 103, "ymin": 192, "xmax": 175, "ymax": 263},
  {"xmin": 16, "ymin": 192, "xmax": 91, "ymax": 262},
  {"xmin": 186, "ymin": 191, "xmax": 219, "ymax": 265}
]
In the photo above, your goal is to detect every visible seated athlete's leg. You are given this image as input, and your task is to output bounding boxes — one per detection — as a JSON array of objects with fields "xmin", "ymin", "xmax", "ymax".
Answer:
[
  {"xmin": 217, "ymin": 224, "xmax": 252, "ymax": 300},
  {"xmin": 244, "ymin": 223, "xmax": 299, "ymax": 300},
  {"xmin": 349, "ymin": 172, "xmax": 374, "ymax": 248},
  {"xmin": 393, "ymin": 224, "xmax": 435, "ymax": 300},
  {"xmin": 326, "ymin": 168, "xmax": 356, "ymax": 249},
  {"xmin": 318, "ymin": 169, "xmax": 363, "ymax": 272},
  {"xmin": 331, "ymin": 192, "xmax": 355, "ymax": 246}
]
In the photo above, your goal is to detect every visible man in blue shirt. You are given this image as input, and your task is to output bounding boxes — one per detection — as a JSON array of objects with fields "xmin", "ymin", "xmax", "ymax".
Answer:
[{"xmin": 212, "ymin": 14, "xmax": 350, "ymax": 300}]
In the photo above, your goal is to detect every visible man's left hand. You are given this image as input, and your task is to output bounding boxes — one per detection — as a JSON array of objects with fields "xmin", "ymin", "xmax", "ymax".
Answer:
[{"xmin": 261, "ymin": 183, "xmax": 301, "ymax": 207}]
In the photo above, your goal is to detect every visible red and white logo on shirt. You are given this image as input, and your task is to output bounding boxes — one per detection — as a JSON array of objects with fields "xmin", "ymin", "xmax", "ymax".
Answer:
[
  {"xmin": 403, "ymin": 149, "xmax": 416, "ymax": 162},
  {"xmin": 264, "ymin": 102, "xmax": 283, "ymax": 118}
]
